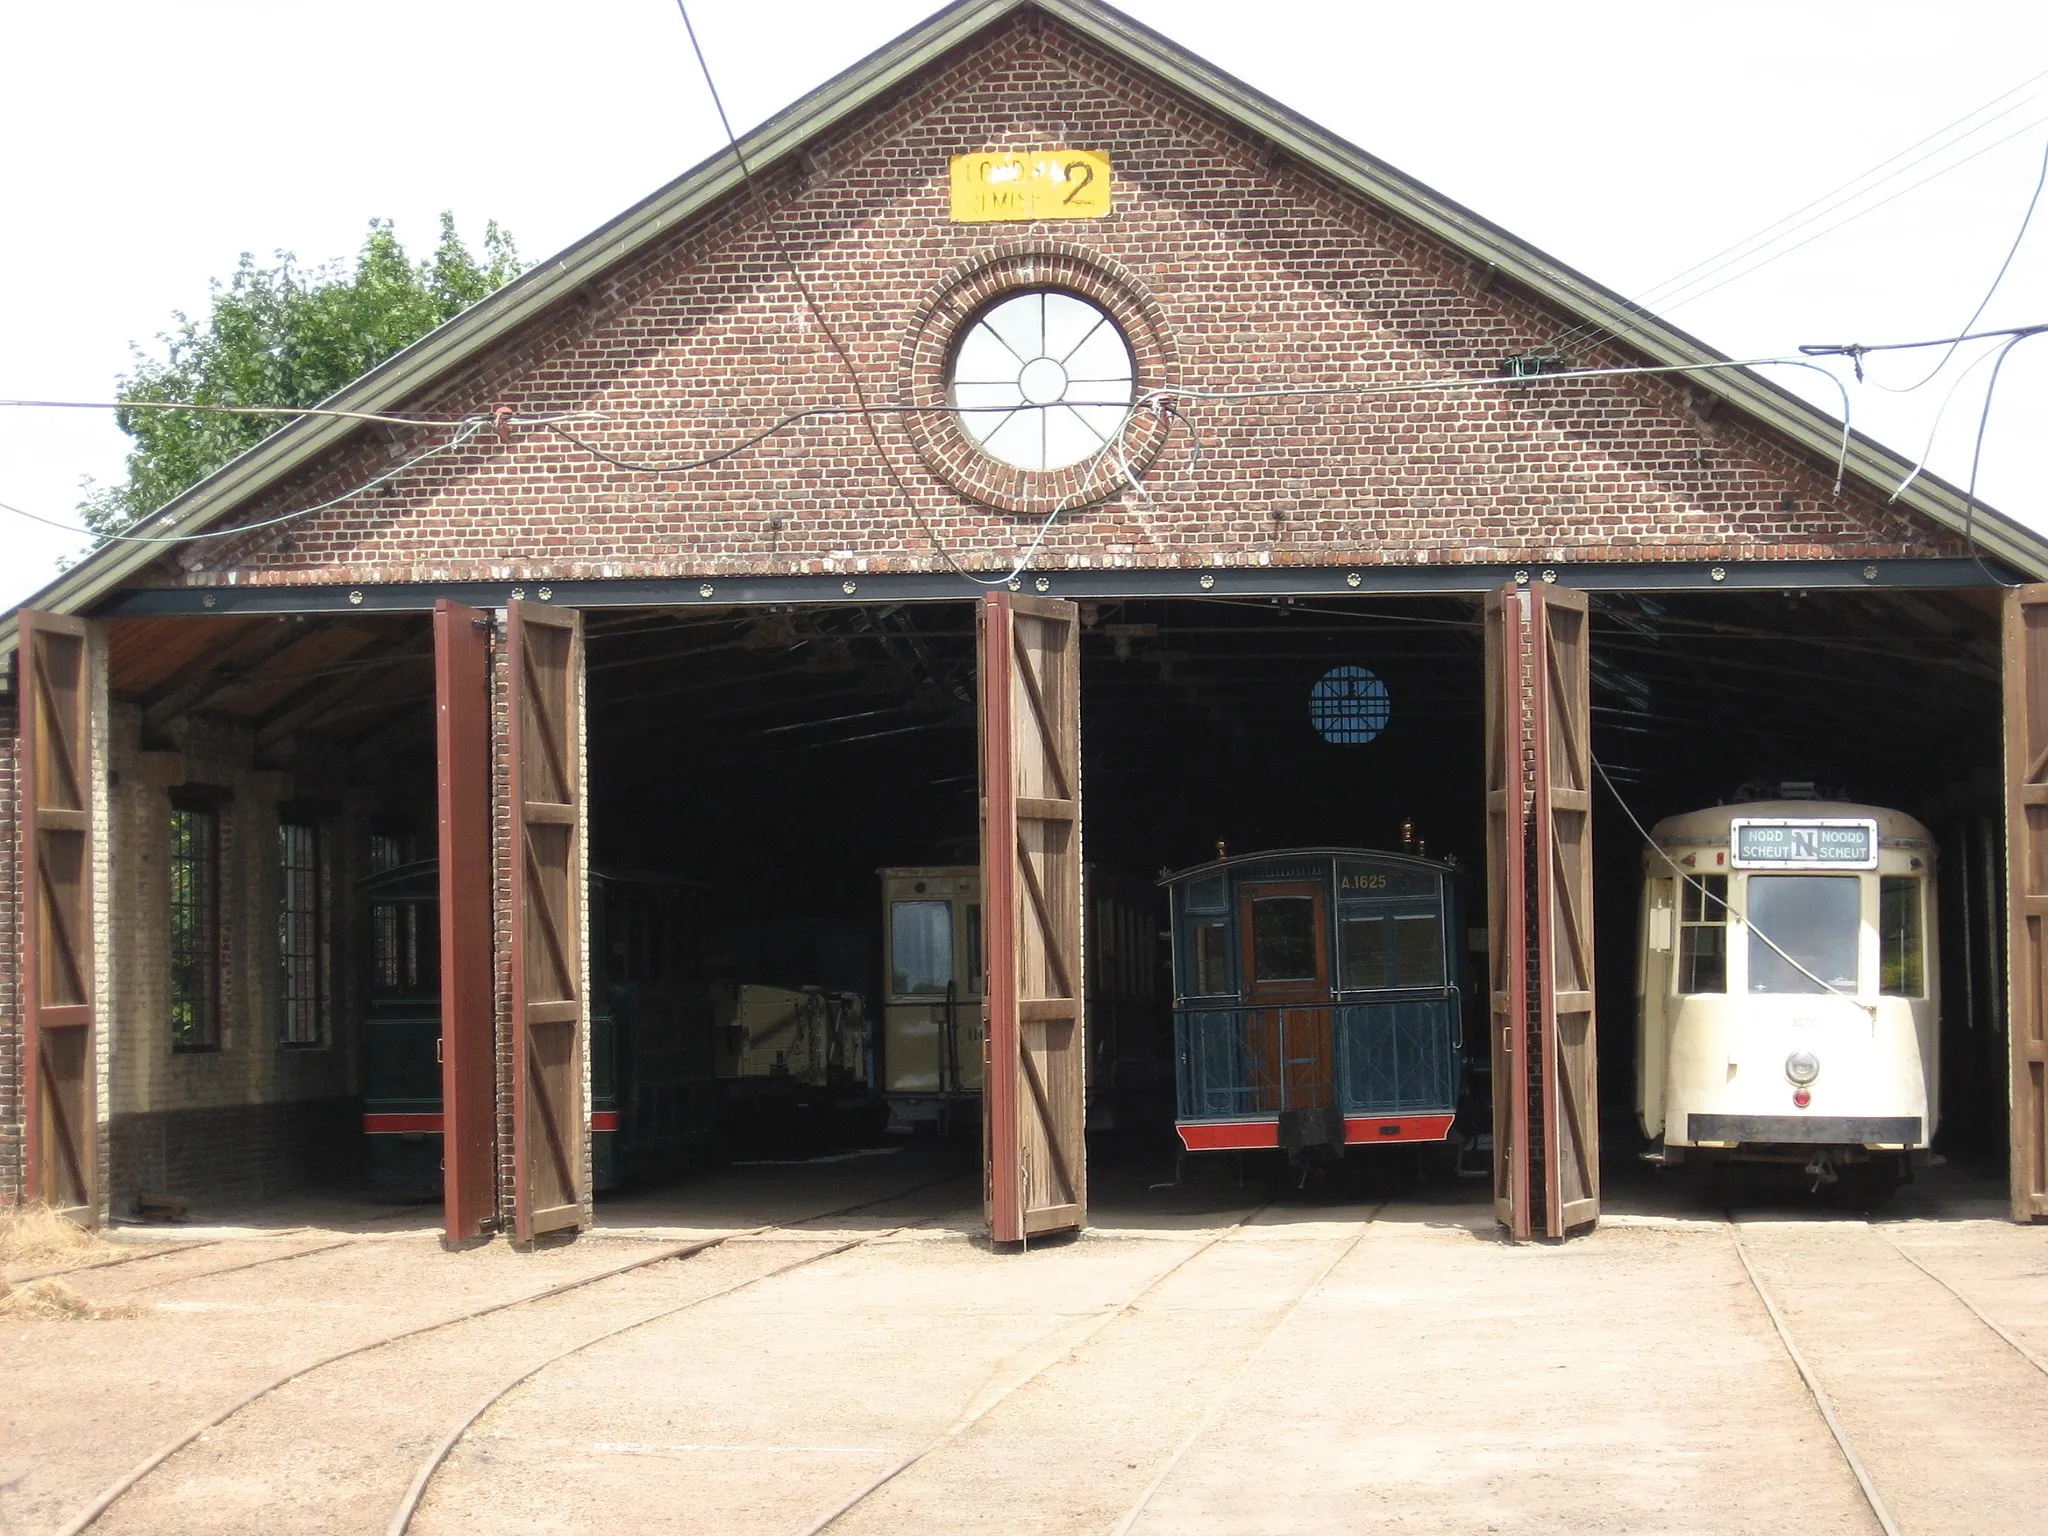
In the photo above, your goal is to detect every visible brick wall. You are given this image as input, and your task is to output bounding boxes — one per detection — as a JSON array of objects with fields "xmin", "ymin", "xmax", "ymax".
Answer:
[{"xmin": 158, "ymin": 9, "xmax": 1951, "ymax": 598}]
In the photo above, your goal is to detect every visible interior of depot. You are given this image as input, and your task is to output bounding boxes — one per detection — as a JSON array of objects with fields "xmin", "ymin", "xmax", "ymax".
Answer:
[{"xmin": 93, "ymin": 580, "xmax": 2011, "ymax": 1227}]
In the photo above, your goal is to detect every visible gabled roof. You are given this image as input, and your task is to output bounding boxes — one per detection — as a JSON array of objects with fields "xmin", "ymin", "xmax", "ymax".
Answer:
[{"xmin": 9, "ymin": 0, "xmax": 2043, "ymax": 668}]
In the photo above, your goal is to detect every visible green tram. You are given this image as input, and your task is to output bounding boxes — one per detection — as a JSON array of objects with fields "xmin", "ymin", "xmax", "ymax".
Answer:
[
  {"xmin": 359, "ymin": 862, "xmax": 718, "ymax": 1196},
  {"xmin": 1164, "ymin": 848, "xmax": 1467, "ymax": 1162}
]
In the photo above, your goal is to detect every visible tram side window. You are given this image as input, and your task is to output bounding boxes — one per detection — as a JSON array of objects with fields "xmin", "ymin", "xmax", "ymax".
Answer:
[
  {"xmin": 891, "ymin": 901, "xmax": 954, "ymax": 996},
  {"xmin": 1880, "ymin": 876, "xmax": 1926, "ymax": 997},
  {"xmin": 965, "ymin": 904, "xmax": 983, "ymax": 997},
  {"xmin": 1188, "ymin": 920, "xmax": 1230, "ymax": 995},
  {"xmin": 1678, "ymin": 875, "xmax": 1727, "ymax": 994},
  {"xmin": 1392, "ymin": 913, "xmax": 1441, "ymax": 987}
]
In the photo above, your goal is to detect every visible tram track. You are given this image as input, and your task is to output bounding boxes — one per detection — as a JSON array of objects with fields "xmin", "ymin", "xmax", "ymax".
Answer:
[
  {"xmin": 49, "ymin": 1170, "xmax": 975, "ymax": 1536},
  {"xmin": 797, "ymin": 1194, "xmax": 1390, "ymax": 1536},
  {"xmin": 1873, "ymin": 1228, "xmax": 2048, "ymax": 1379},
  {"xmin": 8, "ymin": 1238, "xmax": 226, "ymax": 1287},
  {"xmin": 1726, "ymin": 1218, "xmax": 1902, "ymax": 1536}
]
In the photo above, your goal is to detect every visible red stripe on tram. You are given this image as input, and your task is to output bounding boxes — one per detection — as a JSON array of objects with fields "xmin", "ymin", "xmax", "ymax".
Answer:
[
  {"xmin": 364, "ymin": 1112, "xmax": 444, "ymax": 1134},
  {"xmin": 1176, "ymin": 1113, "xmax": 1455, "ymax": 1152},
  {"xmin": 589, "ymin": 1111, "xmax": 620, "ymax": 1132}
]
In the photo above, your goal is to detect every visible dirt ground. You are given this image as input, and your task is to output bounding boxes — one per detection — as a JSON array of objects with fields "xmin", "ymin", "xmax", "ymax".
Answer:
[{"xmin": 5, "ymin": 1148, "xmax": 2046, "ymax": 1536}]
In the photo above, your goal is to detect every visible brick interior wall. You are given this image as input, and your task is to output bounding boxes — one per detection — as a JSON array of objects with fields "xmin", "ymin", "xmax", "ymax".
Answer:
[{"xmin": 101, "ymin": 701, "xmax": 365, "ymax": 1214}]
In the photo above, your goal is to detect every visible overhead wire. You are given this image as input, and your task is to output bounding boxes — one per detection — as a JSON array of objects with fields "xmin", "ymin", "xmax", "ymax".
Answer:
[
  {"xmin": 1542, "ymin": 65, "xmax": 2048, "ymax": 361},
  {"xmin": 1590, "ymin": 752, "xmax": 1868, "ymax": 1008},
  {"xmin": 1, "ymin": 419, "xmax": 491, "ymax": 547},
  {"xmin": 1865, "ymin": 128, "xmax": 2048, "ymax": 393}
]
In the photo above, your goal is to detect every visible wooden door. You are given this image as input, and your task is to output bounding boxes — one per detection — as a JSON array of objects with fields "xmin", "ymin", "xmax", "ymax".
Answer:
[
  {"xmin": 508, "ymin": 601, "xmax": 585, "ymax": 1243},
  {"xmin": 1483, "ymin": 587, "xmax": 1533, "ymax": 1236},
  {"xmin": 1237, "ymin": 880, "xmax": 1332, "ymax": 1113},
  {"xmin": 1531, "ymin": 587, "xmax": 1599, "ymax": 1233},
  {"xmin": 979, "ymin": 592, "xmax": 1086, "ymax": 1243},
  {"xmin": 434, "ymin": 601, "xmax": 495, "ymax": 1242},
  {"xmin": 2004, "ymin": 584, "xmax": 2048, "ymax": 1219},
  {"xmin": 17, "ymin": 611, "xmax": 97, "ymax": 1223},
  {"xmin": 1485, "ymin": 583, "xmax": 1601, "ymax": 1238}
]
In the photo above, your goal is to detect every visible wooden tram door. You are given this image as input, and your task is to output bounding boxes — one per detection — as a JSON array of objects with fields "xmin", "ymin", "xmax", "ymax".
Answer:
[
  {"xmin": 434, "ymin": 600, "xmax": 495, "ymax": 1242},
  {"xmin": 2003, "ymin": 584, "xmax": 2048, "ymax": 1220},
  {"xmin": 17, "ymin": 611, "xmax": 98, "ymax": 1224},
  {"xmin": 979, "ymin": 591, "xmax": 1086, "ymax": 1244},
  {"xmin": 1238, "ymin": 881, "xmax": 1333, "ymax": 1113},
  {"xmin": 508, "ymin": 600, "xmax": 587, "ymax": 1243},
  {"xmin": 1484, "ymin": 583, "xmax": 1599, "ymax": 1238}
]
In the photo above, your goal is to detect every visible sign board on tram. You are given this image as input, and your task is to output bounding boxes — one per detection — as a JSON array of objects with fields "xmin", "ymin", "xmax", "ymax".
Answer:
[{"xmin": 1729, "ymin": 817, "xmax": 1878, "ymax": 870}]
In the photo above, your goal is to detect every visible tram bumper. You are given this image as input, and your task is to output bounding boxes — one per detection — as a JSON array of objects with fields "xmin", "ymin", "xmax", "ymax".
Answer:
[{"xmin": 1685, "ymin": 1113, "xmax": 1921, "ymax": 1146}]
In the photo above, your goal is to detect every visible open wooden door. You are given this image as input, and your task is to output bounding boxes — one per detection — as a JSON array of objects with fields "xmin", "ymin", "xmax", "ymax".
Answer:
[
  {"xmin": 1484, "ymin": 583, "xmax": 1599, "ymax": 1238},
  {"xmin": 2003, "ymin": 584, "xmax": 2048, "ymax": 1220},
  {"xmin": 1531, "ymin": 587, "xmax": 1599, "ymax": 1232},
  {"xmin": 1483, "ymin": 587, "xmax": 1532, "ymax": 1237},
  {"xmin": 979, "ymin": 592, "xmax": 1086, "ymax": 1244},
  {"xmin": 507, "ymin": 600, "xmax": 585, "ymax": 1243},
  {"xmin": 435, "ymin": 600, "xmax": 495, "ymax": 1242},
  {"xmin": 18, "ymin": 611, "xmax": 97, "ymax": 1224}
]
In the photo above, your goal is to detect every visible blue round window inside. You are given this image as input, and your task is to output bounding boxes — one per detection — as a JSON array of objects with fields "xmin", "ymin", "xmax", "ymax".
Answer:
[{"xmin": 1310, "ymin": 666, "xmax": 1390, "ymax": 745}]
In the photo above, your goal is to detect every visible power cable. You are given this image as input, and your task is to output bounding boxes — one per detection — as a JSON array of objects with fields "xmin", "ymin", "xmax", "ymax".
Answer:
[
  {"xmin": 2, "ymin": 419, "xmax": 489, "ymax": 547},
  {"xmin": 1551, "ymin": 111, "xmax": 2048, "ymax": 367},
  {"xmin": 1590, "ymin": 752, "xmax": 1866, "ymax": 1007},
  {"xmin": 1954, "ymin": 327, "xmax": 2047, "ymax": 588},
  {"xmin": 1867, "ymin": 128, "xmax": 2048, "ymax": 393},
  {"xmin": 1543, "ymin": 65, "xmax": 2048, "ymax": 360}
]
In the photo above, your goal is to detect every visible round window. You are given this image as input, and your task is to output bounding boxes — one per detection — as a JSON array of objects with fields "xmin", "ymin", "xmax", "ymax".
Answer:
[
  {"xmin": 947, "ymin": 289, "xmax": 1136, "ymax": 471},
  {"xmin": 1310, "ymin": 666, "xmax": 1391, "ymax": 745}
]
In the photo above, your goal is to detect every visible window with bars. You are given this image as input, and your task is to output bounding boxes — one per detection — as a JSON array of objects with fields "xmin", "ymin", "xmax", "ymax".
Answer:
[
  {"xmin": 170, "ymin": 803, "xmax": 221, "ymax": 1051},
  {"xmin": 278, "ymin": 818, "xmax": 324, "ymax": 1046}
]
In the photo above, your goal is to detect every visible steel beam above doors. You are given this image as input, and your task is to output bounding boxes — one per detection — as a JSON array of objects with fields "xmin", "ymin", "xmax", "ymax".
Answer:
[{"xmin": 85, "ymin": 558, "xmax": 2013, "ymax": 622}]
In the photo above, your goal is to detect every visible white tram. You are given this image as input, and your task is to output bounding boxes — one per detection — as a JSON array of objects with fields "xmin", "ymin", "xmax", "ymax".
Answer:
[{"xmin": 1635, "ymin": 800, "xmax": 1937, "ymax": 1200}]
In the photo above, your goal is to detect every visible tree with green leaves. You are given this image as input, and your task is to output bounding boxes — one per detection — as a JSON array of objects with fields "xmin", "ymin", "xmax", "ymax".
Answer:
[{"xmin": 80, "ymin": 214, "xmax": 523, "ymax": 539}]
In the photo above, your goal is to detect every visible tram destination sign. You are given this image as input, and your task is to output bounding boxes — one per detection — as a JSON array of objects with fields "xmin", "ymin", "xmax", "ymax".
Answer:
[{"xmin": 1729, "ymin": 817, "xmax": 1878, "ymax": 871}]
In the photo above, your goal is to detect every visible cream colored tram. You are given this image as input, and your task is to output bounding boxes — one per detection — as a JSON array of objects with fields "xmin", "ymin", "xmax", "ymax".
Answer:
[{"xmin": 1636, "ymin": 800, "xmax": 1937, "ymax": 1200}]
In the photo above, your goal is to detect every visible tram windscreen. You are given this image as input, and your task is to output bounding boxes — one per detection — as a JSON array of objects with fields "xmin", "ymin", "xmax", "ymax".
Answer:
[
  {"xmin": 890, "ymin": 900, "xmax": 954, "ymax": 995},
  {"xmin": 1745, "ymin": 875, "xmax": 1859, "ymax": 995}
]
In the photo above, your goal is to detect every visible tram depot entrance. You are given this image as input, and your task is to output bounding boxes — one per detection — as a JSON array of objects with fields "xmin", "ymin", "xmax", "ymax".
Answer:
[{"xmin": 47, "ymin": 578, "xmax": 2012, "ymax": 1240}]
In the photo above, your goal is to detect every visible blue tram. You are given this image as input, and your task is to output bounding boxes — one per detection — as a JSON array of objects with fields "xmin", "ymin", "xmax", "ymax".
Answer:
[
  {"xmin": 1164, "ymin": 848, "xmax": 1465, "ymax": 1159},
  {"xmin": 359, "ymin": 861, "xmax": 718, "ymax": 1196}
]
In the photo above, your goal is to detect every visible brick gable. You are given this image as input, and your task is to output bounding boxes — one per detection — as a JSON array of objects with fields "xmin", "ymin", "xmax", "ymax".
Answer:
[{"xmin": 170, "ymin": 10, "xmax": 1953, "ymax": 594}]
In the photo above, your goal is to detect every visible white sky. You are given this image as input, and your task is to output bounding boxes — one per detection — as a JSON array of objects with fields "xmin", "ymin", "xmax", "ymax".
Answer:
[{"xmin": 3, "ymin": 1, "xmax": 2045, "ymax": 611}]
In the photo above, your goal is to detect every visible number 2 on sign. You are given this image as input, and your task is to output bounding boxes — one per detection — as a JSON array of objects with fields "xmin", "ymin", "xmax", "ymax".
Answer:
[{"xmin": 949, "ymin": 150, "xmax": 1112, "ymax": 222}]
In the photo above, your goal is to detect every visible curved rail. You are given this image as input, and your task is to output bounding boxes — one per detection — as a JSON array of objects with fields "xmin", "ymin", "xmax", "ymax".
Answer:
[
  {"xmin": 1728, "ymin": 1220, "xmax": 1901, "ymax": 1536},
  {"xmin": 386, "ymin": 1226, "xmax": 917, "ymax": 1534},
  {"xmin": 50, "ymin": 1171, "xmax": 972, "ymax": 1536},
  {"xmin": 8, "ymin": 1239, "xmax": 225, "ymax": 1287},
  {"xmin": 797, "ymin": 1195, "xmax": 1346, "ymax": 1536}
]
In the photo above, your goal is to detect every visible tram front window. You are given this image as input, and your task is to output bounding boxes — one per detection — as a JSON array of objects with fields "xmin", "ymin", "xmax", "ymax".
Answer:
[
  {"xmin": 1746, "ymin": 875, "xmax": 1860, "ymax": 995},
  {"xmin": 890, "ymin": 900, "xmax": 954, "ymax": 996}
]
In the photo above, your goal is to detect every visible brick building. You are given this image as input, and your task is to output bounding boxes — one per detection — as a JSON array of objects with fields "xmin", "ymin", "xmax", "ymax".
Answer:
[{"xmin": 8, "ymin": 0, "xmax": 2048, "ymax": 1242}]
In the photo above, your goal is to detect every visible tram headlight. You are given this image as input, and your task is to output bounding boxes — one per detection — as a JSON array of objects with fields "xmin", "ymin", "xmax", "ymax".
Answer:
[{"xmin": 1785, "ymin": 1051, "xmax": 1820, "ymax": 1086}]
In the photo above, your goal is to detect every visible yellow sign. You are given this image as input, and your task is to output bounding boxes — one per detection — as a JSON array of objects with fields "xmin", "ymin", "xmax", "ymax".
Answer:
[{"xmin": 949, "ymin": 150, "xmax": 1111, "ymax": 223}]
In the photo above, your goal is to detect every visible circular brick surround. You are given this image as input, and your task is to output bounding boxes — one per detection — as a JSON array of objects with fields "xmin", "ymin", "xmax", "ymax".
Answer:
[{"xmin": 900, "ymin": 242, "xmax": 1177, "ymax": 514}]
